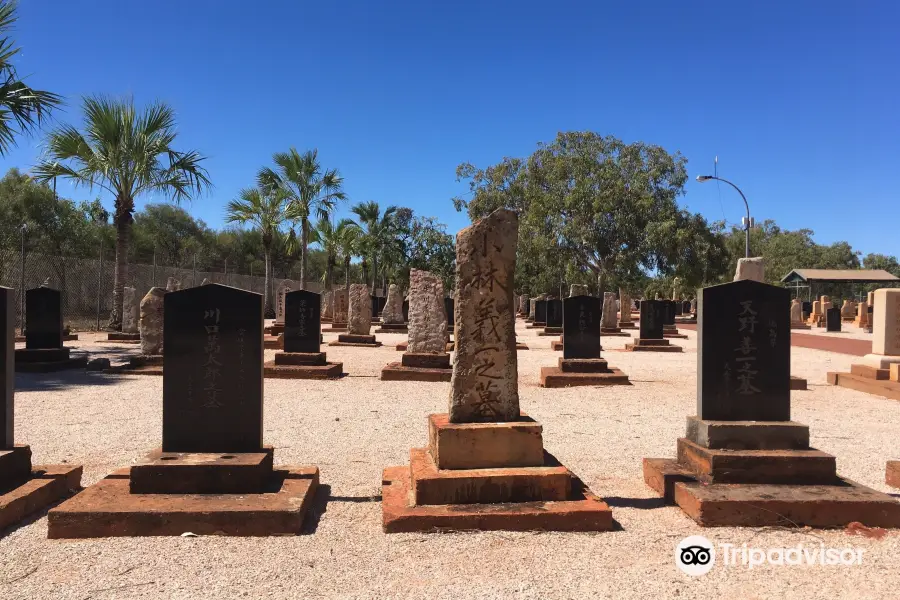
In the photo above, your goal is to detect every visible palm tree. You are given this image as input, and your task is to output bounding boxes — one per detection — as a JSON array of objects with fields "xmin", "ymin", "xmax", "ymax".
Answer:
[
  {"xmin": 33, "ymin": 96, "xmax": 209, "ymax": 328},
  {"xmin": 225, "ymin": 186, "xmax": 291, "ymax": 315},
  {"xmin": 0, "ymin": 1, "xmax": 62, "ymax": 155},
  {"xmin": 335, "ymin": 219, "xmax": 361, "ymax": 295},
  {"xmin": 258, "ymin": 148, "xmax": 346, "ymax": 291},
  {"xmin": 351, "ymin": 201, "xmax": 398, "ymax": 293}
]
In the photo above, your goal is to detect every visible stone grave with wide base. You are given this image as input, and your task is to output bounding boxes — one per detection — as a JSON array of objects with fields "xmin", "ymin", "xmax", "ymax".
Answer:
[
  {"xmin": 625, "ymin": 300, "xmax": 682, "ymax": 352},
  {"xmin": 828, "ymin": 288, "xmax": 900, "ymax": 401},
  {"xmin": 325, "ymin": 289, "xmax": 348, "ymax": 331},
  {"xmin": 540, "ymin": 294, "xmax": 629, "ymax": 388},
  {"xmin": 599, "ymin": 292, "xmax": 629, "ymax": 336},
  {"xmin": 329, "ymin": 284, "xmax": 382, "ymax": 347},
  {"xmin": 539, "ymin": 299, "xmax": 563, "ymax": 336},
  {"xmin": 382, "ymin": 269, "xmax": 452, "ymax": 382},
  {"xmin": 119, "ymin": 287, "xmax": 166, "ymax": 375},
  {"xmin": 265, "ymin": 290, "xmax": 342, "ymax": 379},
  {"xmin": 661, "ymin": 300, "xmax": 688, "ymax": 339},
  {"xmin": 618, "ymin": 289, "xmax": 637, "ymax": 329},
  {"xmin": 643, "ymin": 279, "xmax": 900, "ymax": 528},
  {"xmin": 48, "ymin": 284, "xmax": 320, "ymax": 538},
  {"xmin": 790, "ymin": 298, "xmax": 811, "ymax": 330},
  {"xmin": 14, "ymin": 287, "xmax": 86, "ymax": 372},
  {"xmin": 382, "ymin": 209, "xmax": 613, "ymax": 533},
  {"xmin": 527, "ymin": 298, "xmax": 547, "ymax": 329},
  {"xmin": 1, "ymin": 286, "xmax": 82, "ymax": 531}
]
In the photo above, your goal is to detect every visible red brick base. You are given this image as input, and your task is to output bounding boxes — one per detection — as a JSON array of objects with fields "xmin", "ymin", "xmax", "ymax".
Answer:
[
  {"xmin": 0, "ymin": 465, "xmax": 82, "ymax": 531},
  {"xmin": 264, "ymin": 360, "xmax": 344, "ymax": 379},
  {"xmin": 887, "ymin": 460, "xmax": 900, "ymax": 488}
]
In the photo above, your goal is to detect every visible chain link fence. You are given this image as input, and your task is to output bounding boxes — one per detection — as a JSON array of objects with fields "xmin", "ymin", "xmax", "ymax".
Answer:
[{"xmin": 0, "ymin": 245, "xmax": 327, "ymax": 332}]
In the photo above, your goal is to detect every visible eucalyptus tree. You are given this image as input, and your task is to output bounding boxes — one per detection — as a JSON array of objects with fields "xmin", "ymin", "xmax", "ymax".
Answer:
[
  {"xmin": 34, "ymin": 96, "xmax": 209, "ymax": 328},
  {"xmin": 258, "ymin": 148, "xmax": 346, "ymax": 290}
]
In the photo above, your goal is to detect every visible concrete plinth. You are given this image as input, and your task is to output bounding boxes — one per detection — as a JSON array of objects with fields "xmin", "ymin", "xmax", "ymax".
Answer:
[
  {"xmin": 624, "ymin": 338, "xmax": 682, "ymax": 352},
  {"xmin": 539, "ymin": 358, "xmax": 630, "ymax": 388},
  {"xmin": 526, "ymin": 322, "xmax": 546, "ymax": 330},
  {"xmin": 14, "ymin": 348, "xmax": 87, "ymax": 372},
  {"xmin": 116, "ymin": 355, "xmax": 163, "ymax": 376},
  {"xmin": 381, "ymin": 353, "xmax": 452, "ymax": 382},
  {"xmin": 325, "ymin": 323, "xmax": 348, "ymax": 332},
  {"xmin": 375, "ymin": 323, "xmax": 408, "ymax": 334},
  {"xmin": 828, "ymin": 365, "xmax": 900, "ymax": 401},
  {"xmin": 47, "ymin": 466, "xmax": 319, "ymax": 538},
  {"xmin": 264, "ymin": 352, "xmax": 343, "ymax": 379},
  {"xmin": 130, "ymin": 448, "xmax": 274, "ymax": 494},
  {"xmin": 600, "ymin": 327, "xmax": 630, "ymax": 337},
  {"xmin": 329, "ymin": 334, "xmax": 382, "ymax": 347},
  {"xmin": 0, "ymin": 463, "xmax": 83, "ymax": 532},
  {"xmin": 538, "ymin": 327, "xmax": 563, "ymax": 336}
]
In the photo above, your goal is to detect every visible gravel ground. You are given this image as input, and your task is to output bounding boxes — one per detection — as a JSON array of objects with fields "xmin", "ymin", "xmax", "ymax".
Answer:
[{"xmin": 2, "ymin": 324, "xmax": 899, "ymax": 600}]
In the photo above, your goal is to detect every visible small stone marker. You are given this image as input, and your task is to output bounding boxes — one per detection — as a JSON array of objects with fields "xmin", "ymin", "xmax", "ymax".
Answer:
[
  {"xmin": 697, "ymin": 280, "xmax": 790, "ymax": 421},
  {"xmin": 274, "ymin": 280, "xmax": 295, "ymax": 325},
  {"xmin": 1, "ymin": 287, "xmax": 12, "ymax": 447},
  {"xmin": 140, "ymin": 288, "xmax": 166, "ymax": 355},
  {"xmin": 570, "ymin": 284, "xmax": 589, "ymax": 297},
  {"xmin": 545, "ymin": 299, "xmax": 563, "ymax": 327},
  {"xmin": 322, "ymin": 291, "xmax": 333, "ymax": 319},
  {"xmin": 348, "ymin": 284, "xmax": 372, "ymax": 335},
  {"xmin": 733, "ymin": 257, "xmax": 765, "ymax": 283},
  {"xmin": 333, "ymin": 289, "xmax": 348, "ymax": 323},
  {"xmin": 858, "ymin": 289, "xmax": 900, "ymax": 368},
  {"xmin": 162, "ymin": 284, "xmax": 263, "ymax": 453},
  {"xmin": 601, "ymin": 292, "xmax": 618, "ymax": 329},
  {"xmin": 563, "ymin": 295, "xmax": 601, "ymax": 359},
  {"xmin": 826, "ymin": 307, "xmax": 842, "ymax": 332},
  {"xmin": 856, "ymin": 301, "xmax": 868, "ymax": 327},
  {"xmin": 283, "ymin": 290, "xmax": 321, "ymax": 353},
  {"xmin": 618, "ymin": 289, "xmax": 632, "ymax": 325},
  {"xmin": 25, "ymin": 287, "xmax": 63, "ymax": 349},
  {"xmin": 382, "ymin": 284, "xmax": 404, "ymax": 324},
  {"xmin": 449, "ymin": 209, "xmax": 519, "ymax": 423},
  {"xmin": 527, "ymin": 297, "xmax": 537, "ymax": 320},
  {"xmin": 639, "ymin": 300, "xmax": 665, "ymax": 340},
  {"xmin": 122, "ymin": 287, "xmax": 139, "ymax": 334}
]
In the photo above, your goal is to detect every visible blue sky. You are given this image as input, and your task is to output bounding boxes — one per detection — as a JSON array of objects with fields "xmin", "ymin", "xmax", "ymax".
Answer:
[{"xmin": 3, "ymin": 1, "xmax": 897, "ymax": 257}]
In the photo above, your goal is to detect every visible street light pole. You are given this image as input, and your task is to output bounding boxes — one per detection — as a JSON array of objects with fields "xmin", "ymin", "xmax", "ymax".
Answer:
[{"xmin": 696, "ymin": 175, "xmax": 751, "ymax": 258}]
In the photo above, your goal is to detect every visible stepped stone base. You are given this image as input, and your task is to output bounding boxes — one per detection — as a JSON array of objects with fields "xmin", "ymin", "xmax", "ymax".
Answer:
[
  {"xmin": 526, "ymin": 322, "xmax": 546, "ymax": 330},
  {"xmin": 381, "ymin": 353, "xmax": 452, "ymax": 382},
  {"xmin": 116, "ymin": 355, "xmax": 163, "ymax": 376},
  {"xmin": 383, "ymin": 414, "xmax": 613, "ymax": 533},
  {"xmin": 329, "ymin": 334, "xmax": 382, "ymax": 347},
  {"xmin": 538, "ymin": 327, "xmax": 563, "ymax": 336},
  {"xmin": 14, "ymin": 348, "xmax": 87, "ymax": 372},
  {"xmin": 600, "ymin": 327, "xmax": 630, "ymax": 337},
  {"xmin": 624, "ymin": 338, "xmax": 682, "ymax": 352},
  {"xmin": 540, "ymin": 358, "xmax": 630, "ymax": 388},
  {"xmin": 0, "ymin": 461, "xmax": 83, "ymax": 531},
  {"xmin": 325, "ymin": 323, "xmax": 348, "ymax": 332},
  {"xmin": 791, "ymin": 323, "xmax": 812, "ymax": 330},
  {"xmin": 828, "ymin": 364, "xmax": 900, "ymax": 401},
  {"xmin": 264, "ymin": 352, "xmax": 343, "ymax": 379},
  {"xmin": 48, "ymin": 466, "xmax": 319, "ymax": 538}
]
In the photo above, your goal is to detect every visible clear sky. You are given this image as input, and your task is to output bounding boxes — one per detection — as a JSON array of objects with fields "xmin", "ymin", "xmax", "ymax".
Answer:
[{"xmin": 3, "ymin": 1, "xmax": 897, "ymax": 257}]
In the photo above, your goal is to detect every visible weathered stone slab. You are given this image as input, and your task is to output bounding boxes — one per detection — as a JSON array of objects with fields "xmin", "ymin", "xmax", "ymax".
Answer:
[
  {"xmin": 348, "ymin": 284, "xmax": 372, "ymax": 335},
  {"xmin": 449, "ymin": 209, "xmax": 519, "ymax": 423},
  {"xmin": 408, "ymin": 269, "xmax": 447, "ymax": 354},
  {"xmin": 601, "ymin": 292, "xmax": 617, "ymax": 329},
  {"xmin": 122, "ymin": 286, "xmax": 139, "ymax": 334},
  {"xmin": 274, "ymin": 280, "xmax": 295, "ymax": 324},
  {"xmin": 382, "ymin": 284, "xmax": 404, "ymax": 324},
  {"xmin": 569, "ymin": 284, "xmax": 589, "ymax": 297},
  {"xmin": 733, "ymin": 257, "xmax": 765, "ymax": 283},
  {"xmin": 333, "ymin": 289, "xmax": 348, "ymax": 323},
  {"xmin": 140, "ymin": 287, "xmax": 166, "ymax": 355},
  {"xmin": 1, "ymin": 287, "xmax": 12, "ymax": 448}
]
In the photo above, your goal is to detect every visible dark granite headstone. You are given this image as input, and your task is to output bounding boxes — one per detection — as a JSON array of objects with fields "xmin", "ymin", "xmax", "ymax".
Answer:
[
  {"xmin": 1, "ymin": 287, "xmax": 13, "ymax": 448},
  {"xmin": 284, "ymin": 290, "xmax": 321, "ymax": 353},
  {"xmin": 563, "ymin": 295, "xmax": 601, "ymax": 359},
  {"xmin": 663, "ymin": 300, "xmax": 676, "ymax": 325},
  {"xmin": 698, "ymin": 280, "xmax": 790, "ymax": 422},
  {"xmin": 639, "ymin": 300, "xmax": 665, "ymax": 339},
  {"xmin": 682, "ymin": 300, "xmax": 692, "ymax": 314},
  {"xmin": 444, "ymin": 297, "xmax": 455, "ymax": 327},
  {"xmin": 402, "ymin": 300, "xmax": 409, "ymax": 323},
  {"xmin": 25, "ymin": 287, "xmax": 62, "ymax": 349},
  {"xmin": 524, "ymin": 298, "xmax": 530, "ymax": 316},
  {"xmin": 162, "ymin": 284, "xmax": 264, "ymax": 453},
  {"xmin": 534, "ymin": 300, "xmax": 547, "ymax": 323},
  {"xmin": 826, "ymin": 307, "xmax": 841, "ymax": 332},
  {"xmin": 802, "ymin": 301, "xmax": 812, "ymax": 318},
  {"xmin": 674, "ymin": 301, "xmax": 684, "ymax": 316},
  {"xmin": 546, "ymin": 299, "xmax": 563, "ymax": 327}
]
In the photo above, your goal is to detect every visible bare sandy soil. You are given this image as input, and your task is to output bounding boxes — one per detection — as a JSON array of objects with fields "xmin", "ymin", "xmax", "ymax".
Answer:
[{"xmin": 2, "ymin": 324, "xmax": 899, "ymax": 599}]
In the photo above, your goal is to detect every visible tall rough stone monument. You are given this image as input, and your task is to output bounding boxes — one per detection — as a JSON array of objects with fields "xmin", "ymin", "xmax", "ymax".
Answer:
[
  {"xmin": 644, "ymin": 279, "xmax": 900, "ymax": 528},
  {"xmin": 376, "ymin": 284, "xmax": 408, "ymax": 332},
  {"xmin": 382, "ymin": 270, "xmax": 451, "ymax": 381},
  {"xmin": 600, "ymin": 292, "xmax": 626, "ymax": 335},
  {"xmin": 108, "ymin": 287, "xmax": 141, "ymax": 342},
  {"xmin": 139, "ymin": 287, "xmax": 166, "ymax": 356},
  {"xmin": 1, "ymin": 286, "xmax": 82, "ymax": 530},
  {"xmin": 327, "ymin": 288, "xmax": 349, "ymax": 331},
  {"xmin": 618, "ymin": 288, "xmax": 634, "ymax": 328},
  {"xmin": 733, "ymin": 257, "xmax": 765, "ymax": 283},
  {"xmin": 49, "ymin": 284, "xmax": 320, "ymax": 538},
  {"xmin": 330, "ymin": 283, "xmax": 380, "ymax": 346},
  {"xmin": 382, "ymin": 209, "xmax": 613, "ymax": 533},
  {"xmin": 790, "ymin": 298, "xmax": 810, "ymax": 330}
]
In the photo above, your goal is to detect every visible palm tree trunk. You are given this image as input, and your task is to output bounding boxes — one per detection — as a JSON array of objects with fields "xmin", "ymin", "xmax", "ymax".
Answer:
[
  {"xmin": 263, "ymin": 246, "xmax": 273, "ymax": 316},
  {"xmin": 299, "ymin": 217, "xmax": 308, "ymax": 290},
  {"xmin": 371, "ymin": 254, "xmax": 378, "ymax": 294},
  {"xmin": 325, "ymin": 253, "xmax": 333, "ymax": 295},
  {"xmin": 108, "ymin": 207, "xmax": 131, "ymax": 330},
  {"xmin": 344, "ymin": 256, "xmax": 351, "ymax": 293}
]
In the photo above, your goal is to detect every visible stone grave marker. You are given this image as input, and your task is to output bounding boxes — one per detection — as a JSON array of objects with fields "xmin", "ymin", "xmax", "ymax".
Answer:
[
  {"xmin": 25, "ymin": 287, "xmax": 62, "ymax": 349},
  {"xmin": 162, "ymin": 284, "xmax": 263, "ymax": 453},
  {"xmin": 545, "ymin": 299, "xmax": 563, "ymax": 327},
  {"xmin": 826, "ymin": 307, "xmax": 842, "ymax": 332},
  {"xmin": 697, "ymin": 279, "xmax": 790, "ymax": 422},
  {"xmin": 444, "ymin": 297, "xmax": 455, "ymax": 328},
  {"xmin": 449, "ymin": 209, "xmax": 518, "ymax": 423},
  {"xmin": 563, "ymin": 295, "xmax": 601, "ymax": 359},
  {"xmin": 639, "ymin": 300, "xmax": 665, "ymax": 339},
  {"xmin": 1, "ymin": 287, "xmax": 12, "ymax": 447},
  {"xmin": 274, "ymin": 280, "xmax": 295, "ymax": 325},
  {"xmin": 284, "ymin": 290, "xmax": 321, "ymax": 353},
  {"xmin": 534, "ymin": 299, "xmax": 547, "ymax": 324}
]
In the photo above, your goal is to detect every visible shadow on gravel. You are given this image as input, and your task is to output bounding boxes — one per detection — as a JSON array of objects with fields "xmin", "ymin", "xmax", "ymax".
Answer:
[
  {"xmin": 603, "ymin": 496, "xmax": 668, "ymax": 510},
  {"xmin": 301, "ymin": 485, "xmax": 383, "ymax": 534},
  {"xmin": 15, "ymin": 370, "xmax": 123, "ymax": 392}
]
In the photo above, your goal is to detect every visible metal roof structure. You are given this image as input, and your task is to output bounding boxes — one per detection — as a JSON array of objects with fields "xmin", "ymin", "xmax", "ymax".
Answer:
[{"xmin": 781, "ymin": 269, "xmax": 900, "ymax": 284}]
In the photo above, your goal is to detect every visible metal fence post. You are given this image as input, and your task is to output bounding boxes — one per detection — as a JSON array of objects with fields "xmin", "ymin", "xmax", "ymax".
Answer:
[
  {"xmin": 96, "ymin": 246, "xmax": 103, "ymax": 331},
  {"xmin": 19, "ymin": 224, "xmax": 26, "ymax": 331}
]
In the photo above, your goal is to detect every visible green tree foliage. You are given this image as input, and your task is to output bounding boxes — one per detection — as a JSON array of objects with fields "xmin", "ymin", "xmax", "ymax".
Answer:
[
  {"xmin": 0, "ymin": 1, "xmax": 61, "ymax": 155},
  {"xmin": 131, "ymin": 203, "xmax": 213, "ymax": 267}
]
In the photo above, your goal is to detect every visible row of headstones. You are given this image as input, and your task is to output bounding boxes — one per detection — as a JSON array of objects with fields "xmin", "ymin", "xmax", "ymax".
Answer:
[{"xmin": 527, "ymin": 297, "xmax": 685, "ymax": 328}]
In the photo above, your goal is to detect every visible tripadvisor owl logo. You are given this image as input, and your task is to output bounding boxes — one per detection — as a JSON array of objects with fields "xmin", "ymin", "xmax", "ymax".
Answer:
[{"xmin": 676, "ymin": 535, "xmax": 716, "ymax": 576}]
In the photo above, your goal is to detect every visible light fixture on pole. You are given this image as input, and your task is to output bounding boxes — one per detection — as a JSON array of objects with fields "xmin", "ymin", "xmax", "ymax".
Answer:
[{"xmin": 696, "ymin": 175, "xmax": 752, "ymax": 258}]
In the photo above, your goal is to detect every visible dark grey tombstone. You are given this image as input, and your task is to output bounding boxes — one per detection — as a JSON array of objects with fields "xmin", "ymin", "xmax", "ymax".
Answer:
[
  {"xmin": 402, "ymin": 300, "xmax": 409, "ymax": 323},
  {"xmin": 25, "ymin": 287, "xmax": 62, "ymax": 349},
  {"xmin": 802, "ymin": 301, "xmax": 812, "ymax": 318},
  {"xmin": 698, "ymin": 280, "xmax": 790, "ymax": 422},
  {"xmin": 682, "ymin": 301, "xmax": 692, "ymax": 314},
  {"xmin": 444, "ymin": 298, "xmax": 455, "ymax": 327},
  {"xmin": 563, "ymin": 295, "xmax": 601, "ymax": 359},
  {"xmin": 546, "ymin": 299, "xmax": 563, "ymax": 327},
  {"xmin": 524, "ymin": 298, "xmax": 530, "ymax": 316},
  {"xmin": 284, "ymin": 290, "xmax": 321, "ymax": 353},
  {"xmin": 534, "ymin": 300, "xmax": 547, "ymax": 323},
  {"xmin": 826, "ymin": 307, "xmax": 841, "ymax": 332},
  {"xmin": 639, "ymin": 300, "xmax": 665, "ymax": 339},
  {"xmin": 674, "ymin": 301, "xmax": 684, "ymax": 316},
  {"xmin": 663, "ymin": 300, "xmax": 676, "ymax": 326},
  {"xmin": 162, "ymin": 284, "xmax": 264, "ymax": 453},
  {"xmin": 1, "ymin": 287, "xmax": 13, "ymax": 448}
]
